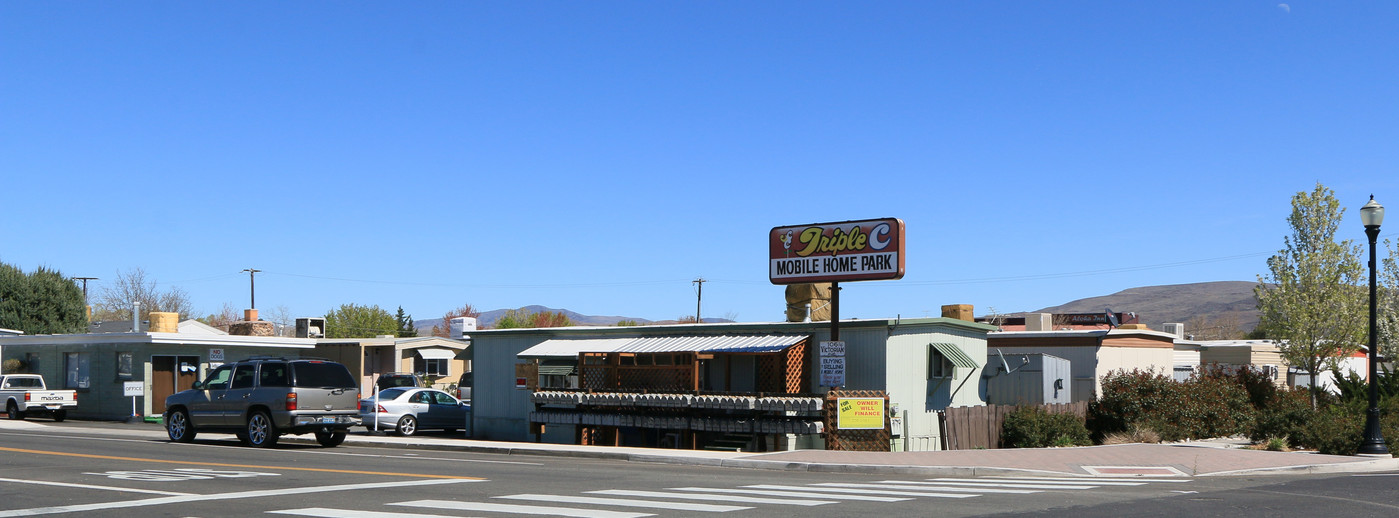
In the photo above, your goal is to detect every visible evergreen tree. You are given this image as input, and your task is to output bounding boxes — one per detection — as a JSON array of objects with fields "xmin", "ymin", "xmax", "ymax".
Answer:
[
  {"xmin": 0, "ymin": 262, "xmax": 88, "ymax": 335},
  {"xmin": 394, "ymin": 306, "xmax": 417, "ymax": 337}
]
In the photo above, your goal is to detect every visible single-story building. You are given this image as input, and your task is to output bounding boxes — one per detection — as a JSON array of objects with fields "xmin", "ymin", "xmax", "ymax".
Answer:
[
  {"xmin": 0, "ymin": 313, "xmax": 314, "ymax": 420},
  {"xmin": 467, "ymin": 316, "xmax": 995, "ymax": 452},
  {"xmin": 988, "ymin": 319, "xmax": 1178, "ymax": 401},
  {"xmin": 312, "ymin": 335, "xmax": 470, "ymax": 393}
]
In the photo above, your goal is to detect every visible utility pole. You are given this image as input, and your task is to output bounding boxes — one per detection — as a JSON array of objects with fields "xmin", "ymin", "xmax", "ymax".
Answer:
[
  {"xmin": 692, "ymin": 278, "xmax": 706, "ymax": 324},
  {"xmin": 241, "ymin": 268, "xmax": 261, "ymax": 309},
  {"xmin": 73, "ymin": 277, "xmax": 98, "ymax": 302}
]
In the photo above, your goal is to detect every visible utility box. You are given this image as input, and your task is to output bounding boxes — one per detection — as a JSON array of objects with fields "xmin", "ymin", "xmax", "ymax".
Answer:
[
  {"xmin": 983, "ymin": 352, "xmax": 1071, "ymax": 405},
  {"xmin": 295, "ymin": 318, "xmax": 326, "ymax": 338}
]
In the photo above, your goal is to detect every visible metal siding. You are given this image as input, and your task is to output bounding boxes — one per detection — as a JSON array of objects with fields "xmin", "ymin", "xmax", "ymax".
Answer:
[{"xmin": 472, "ymin": 334, "xmax": 550, "ymax": 442}]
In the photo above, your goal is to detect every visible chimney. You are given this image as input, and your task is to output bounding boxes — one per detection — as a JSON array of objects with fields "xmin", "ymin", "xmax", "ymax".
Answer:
[
  {"xmin": 941, "ymin": 304, "xmax": 974, "ymax": 322},
  {"xmin": 131, "ymin": 301, "xmax": 141, "ymax": 332},
  {"xmin": 244, "ymin": 309, "xmax": 259, "ymax": 322},
  {"xmin": 229, "ymin": 309, "xmax": 275, "ymax": 336},
  {"xmin": 784, "ymin": 283, "xmax": 832, "ymax": 322},
  {"xmin": 1025, "ymin": 312, "xmax": 1052, "ymax": 331},
  {"xmin": 149, "ymin": 312, "xmax": 179, "ymax": 333}
]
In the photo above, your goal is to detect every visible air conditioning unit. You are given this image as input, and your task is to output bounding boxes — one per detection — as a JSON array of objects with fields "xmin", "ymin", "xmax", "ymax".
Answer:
[{"xmin": 1163, "ymin": 323, "xmax": 1185, "ymax": 338}]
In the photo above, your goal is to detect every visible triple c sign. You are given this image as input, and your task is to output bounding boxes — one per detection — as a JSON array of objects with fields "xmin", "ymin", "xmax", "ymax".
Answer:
[{"xmin": 769, "ymin": 218, "xmax": 906, "ymax": 284}]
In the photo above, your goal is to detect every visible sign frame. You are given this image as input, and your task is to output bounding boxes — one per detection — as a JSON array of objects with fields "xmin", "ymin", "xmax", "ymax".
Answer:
[{"xmin": 769, "ymin": 218, "xmax": 905, "ymax": 284}]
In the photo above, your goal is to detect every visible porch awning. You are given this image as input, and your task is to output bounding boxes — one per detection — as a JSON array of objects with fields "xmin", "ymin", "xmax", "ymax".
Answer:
[
  {"xmin": 518, "ymin": 334, "xmax": 809, "ymax": 359},
  {"xmin": 413, "ymin": 347, "xmax": 458, "ymax": 360},
  {"xmin": 538, "ymin": 359, "xmax": 578, "ymax": 376},
  {"xmin": 930, "ymin": 342, "xmax": 980, "ymax": 369}
]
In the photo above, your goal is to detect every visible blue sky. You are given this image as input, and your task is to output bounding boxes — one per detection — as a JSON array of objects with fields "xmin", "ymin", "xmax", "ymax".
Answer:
[{"xmin": 4, "ymin": 2, "xmax": 1397, "ymax": 325}]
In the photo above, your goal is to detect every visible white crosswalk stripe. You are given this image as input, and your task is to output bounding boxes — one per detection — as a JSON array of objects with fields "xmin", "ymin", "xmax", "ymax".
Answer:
[
  {"xmin": 495, "ymin": 493, "xmax": 751, "ymax": 512},
  {"xmin": 988, "ymin": 476, "xmax": 1192, "ymax": 483},
  {"xmin": 815, "ymin": 482, "xmax": 1041, "ymax": 494},
  {"xmin": 590, "ymin": 489, "xmax": 839, "ymax": 506},
  {"xmin": 744, "ymin": 484, "xmax": 980, "ymax": 499},
  {"xmin": 883, "ymin": 479, "xmax": 1100, "ymax": 490},
  {"xmin": 270, "ymin": 508, "xmax": 465, "ymax": 518},
  {"xmin": 669, "ymin": 486, "xmax": 912, "ymax": 502},
  {"xmin": 393, "ymin": 498, "xmax": 654, "ymax": 518}
]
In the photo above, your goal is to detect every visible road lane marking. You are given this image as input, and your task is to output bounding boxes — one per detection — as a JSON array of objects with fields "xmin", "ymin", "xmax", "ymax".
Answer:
[
  {"xmin": 0, "ymin": 446, "xmax": 483, "ymax": 480},
  {"xmin": 744, "ymin": 484, "xmax": 978, "ymax": 499},
  {"xmin": 670, "ymin": 487, "xmax": 910, "ymax": 502},
  {"xmin": 907, "ymin": 479, "xmax": 1100, "ymax": 490},
  {"xmin": 394, "ymin": 499, "xmax": 653, "ymax": 518},
  {"xmin": 497, "ymin": 494, "xmax": 750, "ymax": 512},
  {"xmin": 269, "ymin": 508, "xmax": 466, "ymax": 518},
  {"xmin": 0, "ymin": 477, "xmax": 191, "ymax": 496},
  {"xmin": 591, "ymin": 489, "xmax": 837, "ymax": 506},
  {"xmin": 0, "ymin": 479, "xmax": 478, "ymax": 517},
  {"xmin": 817, "ymin": 482, "xmax": 1040, "ymax": 494}
]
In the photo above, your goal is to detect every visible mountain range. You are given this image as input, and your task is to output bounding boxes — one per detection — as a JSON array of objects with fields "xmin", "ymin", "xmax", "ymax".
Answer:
[{"xmin": 414, "ymin": 281, "xmax": 1262, "ymax": 338}]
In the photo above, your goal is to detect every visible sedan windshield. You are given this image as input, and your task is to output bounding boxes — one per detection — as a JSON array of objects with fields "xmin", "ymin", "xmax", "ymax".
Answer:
[{"xmin": 375, "ymin": 387, "xmax": 413, "ymax": 400}]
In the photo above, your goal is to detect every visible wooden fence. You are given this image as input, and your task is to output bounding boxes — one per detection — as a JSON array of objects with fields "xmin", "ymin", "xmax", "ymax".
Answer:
[{"xmin": 939, "ymin": 401, "xmax": 1088, "ymax": 450}]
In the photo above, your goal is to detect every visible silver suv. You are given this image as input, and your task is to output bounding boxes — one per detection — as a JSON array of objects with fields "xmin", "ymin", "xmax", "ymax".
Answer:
[{"xmin": 164, "ymin": 357, "xmax": 361, "ymax": 448}]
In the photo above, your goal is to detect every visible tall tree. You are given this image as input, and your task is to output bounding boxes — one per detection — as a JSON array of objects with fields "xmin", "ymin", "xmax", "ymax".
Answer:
[
  {"xmin": 1378, "ymin": 239, "xmax": 1399, "ymax": 360},
  {"xmin": 434, "ymin": 303, "xmax": 482, "ymax": 337},
  {"xmin": 92, "ymin": 268, "xmax": 194, "ymax": 321},
  {"xmin": 0, "ymin": 262, "xmax": 88, "ymax": 334},
  {"xmin": 1256, "ymin": 183, "xmax": 1367, "ymax": 407},
  {"xmin": 323, "ymin": 303, "xmax": 397, "ymax": 338},
  {"xmin": 394, "ymin": 306, "xmax": 417, "ymax": 338},
  {"xmin": 197, "ymin": 302, "xmax": 241, "ymax": 331}
]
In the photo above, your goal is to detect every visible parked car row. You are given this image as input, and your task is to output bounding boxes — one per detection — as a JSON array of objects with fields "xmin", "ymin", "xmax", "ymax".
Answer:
[{"xmin": 160, "ymin": 358, "xmax": 473, "ymax": 448}]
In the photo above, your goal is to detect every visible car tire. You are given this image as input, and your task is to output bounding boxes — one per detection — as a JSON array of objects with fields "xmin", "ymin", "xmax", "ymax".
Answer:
[
  {"xmin": 245, "ymin": 411, "xmax": 280, "ymax": 448},
  {"xmin": 396, "ymin": 415, "xmax": 418, "ymax": 436},
  {"xmin": 52, "ymin": 409, "xmax": 66, "ymax": 422},
  {"xmin": 166, "ymin": 409, "xmax": 196, "ymax": 442},
  {"xmin": 6, "ymin": 402, "xmax": 24, "ymax": 420},
  {"xmin": 315, "ymin": 430, "xmax": 347, "ymax": 447}
]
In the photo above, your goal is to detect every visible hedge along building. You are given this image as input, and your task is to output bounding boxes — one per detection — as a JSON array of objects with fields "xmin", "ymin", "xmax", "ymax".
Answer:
[
  {"xmin": 468, "ymin": 314, "xmax": 994, "ymax": 452},
  {"xmin": 0, "ymin": 311, "xmax": 313, "ymax": 421}
]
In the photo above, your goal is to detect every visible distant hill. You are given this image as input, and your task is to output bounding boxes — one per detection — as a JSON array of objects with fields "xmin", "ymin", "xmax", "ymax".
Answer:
[
  {"xmin": 1034, "ymin": 281, "xmax": 1260, "ymax": 337},
  {"xmin": 414, "ymin": 306, "xmax": 735, "ymax": 335}
]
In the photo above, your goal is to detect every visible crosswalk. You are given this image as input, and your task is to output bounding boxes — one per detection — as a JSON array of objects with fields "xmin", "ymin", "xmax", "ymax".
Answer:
[{"xmin": 268, "ymin": 476, "xmax": 1193, "ymax": 517}]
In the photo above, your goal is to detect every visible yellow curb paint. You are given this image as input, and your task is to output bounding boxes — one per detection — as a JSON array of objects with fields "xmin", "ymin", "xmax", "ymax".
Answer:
[{"xmin": 0, "ymin": 446, "xmax": 484, "ymax": 480}]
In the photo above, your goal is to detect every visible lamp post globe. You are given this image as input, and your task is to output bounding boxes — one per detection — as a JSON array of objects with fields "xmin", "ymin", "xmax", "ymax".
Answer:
[{"xmin": 1359, "ymin": 195, "xmax": 1389, "ymax": 456}]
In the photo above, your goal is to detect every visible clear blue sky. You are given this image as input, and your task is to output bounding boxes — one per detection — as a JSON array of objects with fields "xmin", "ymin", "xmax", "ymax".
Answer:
[{"xmin": 4, "ymin": 2, "xmax": 1397, "ymax": 325}]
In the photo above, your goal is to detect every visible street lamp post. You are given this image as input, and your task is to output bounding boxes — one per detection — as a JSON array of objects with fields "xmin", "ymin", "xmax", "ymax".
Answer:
[{"xmin": 1359, "ymin": 195, "xmax": 1389, "ymax": 456}]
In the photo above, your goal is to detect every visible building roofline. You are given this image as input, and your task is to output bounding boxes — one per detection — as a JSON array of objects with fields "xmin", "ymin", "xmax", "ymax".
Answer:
[{"xmin": 466, "ymin": 317, "xmax": 997, "ymax": 337}]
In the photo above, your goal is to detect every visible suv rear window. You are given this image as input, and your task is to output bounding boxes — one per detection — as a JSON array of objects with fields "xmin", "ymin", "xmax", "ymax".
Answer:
[{"xmin": 291, "ymin": 362, "xmax": 357, "ymax": 388}]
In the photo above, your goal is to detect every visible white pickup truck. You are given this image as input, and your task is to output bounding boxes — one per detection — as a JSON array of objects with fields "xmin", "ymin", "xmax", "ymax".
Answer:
[{"xmin": 1, "ymin": 374, "xmax": 78, "ymax": 421}]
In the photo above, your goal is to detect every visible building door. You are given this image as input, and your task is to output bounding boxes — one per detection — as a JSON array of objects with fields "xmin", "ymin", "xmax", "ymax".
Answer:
[{"xmin": 151, "ymin": 355, "xmax": 201, "ymax": 415}]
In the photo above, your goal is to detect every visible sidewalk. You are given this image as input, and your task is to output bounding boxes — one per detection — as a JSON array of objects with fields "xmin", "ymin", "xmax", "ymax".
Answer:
[{"xmin": 13, "ymin": 419, "xmax": 1399, "ymax": 477}]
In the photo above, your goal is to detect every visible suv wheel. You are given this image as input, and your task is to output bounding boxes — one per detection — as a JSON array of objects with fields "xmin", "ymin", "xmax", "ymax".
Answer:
[
  {"xmin": 166, "ymin": 409, "xmax": 196, "ymax": 442},
  {"xmin": 245, "ymin": 411, "xmax": 280, "ymax": 448},
  {"xmin": 315, "ymin": 430, "xmax": 347, "ymax": 447},
  {"xmin": 396, "ymin": 415, "xmax": 418, "ymax": 436}
]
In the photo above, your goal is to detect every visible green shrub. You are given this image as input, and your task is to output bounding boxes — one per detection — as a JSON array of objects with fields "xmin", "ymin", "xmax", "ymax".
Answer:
[
  {"xmin": 1002, "ymin": 406, "xmax": 1091, "ymax": 448},
  {"xmin": 1304, "ymin": 404, "xmax": 1362, "ymax": 456},
  {"xmin": 1250, "ymin": 388, "xmax": 1314, "ymax": 444},
  {"xmin": 1089, "ymin": 369, "xmax": 1254, "ymax": 442}
]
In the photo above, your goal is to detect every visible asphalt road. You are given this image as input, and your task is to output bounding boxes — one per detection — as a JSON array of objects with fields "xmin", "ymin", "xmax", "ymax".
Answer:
[{"xmin": 2, "ymin": 422, "xmax": 1397, "ymax": 517}]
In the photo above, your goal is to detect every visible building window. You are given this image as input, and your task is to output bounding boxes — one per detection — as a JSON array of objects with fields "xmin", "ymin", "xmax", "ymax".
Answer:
[
  {"xmin": 422, "ymin": 359, "xmax": 448, "ymax": 377},
  {"xmin": 116, "ymin": 352, "xmax": 134, "ymax": 379},
  {"xmin": 24, "ymin": 353, "xmax": 41, "ymax": 374},
  {"xmin": 929, "ymin": 347, "xmax": 952, "ymax": 379},
  {"xmin": 65, "ymin": 352, "xmax": 91, "ymax": 389}
]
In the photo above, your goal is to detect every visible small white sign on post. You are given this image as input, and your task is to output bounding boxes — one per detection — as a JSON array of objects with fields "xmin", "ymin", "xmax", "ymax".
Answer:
[
  {"xmin": 819, "ymin": 340, "xmax": 846, "ymax": 387},
  {"xmin": 209, "ymin": 348, "xmax": 225, "ymax": 362},
  {"xmin": 123, "ymin": 381, "xmax": 144, "ymax": 419}
]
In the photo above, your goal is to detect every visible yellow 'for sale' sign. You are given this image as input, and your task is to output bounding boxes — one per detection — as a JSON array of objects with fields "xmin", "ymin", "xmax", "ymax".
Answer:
[{"xmin": 837, "ymin": 397, "xmax": 885, "ymax": 430}]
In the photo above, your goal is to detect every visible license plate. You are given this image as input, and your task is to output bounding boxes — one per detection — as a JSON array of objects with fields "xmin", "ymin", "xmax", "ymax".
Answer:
[{"xmin": 320, "ymin": 417, "xmax": 337, "ymax": 424}]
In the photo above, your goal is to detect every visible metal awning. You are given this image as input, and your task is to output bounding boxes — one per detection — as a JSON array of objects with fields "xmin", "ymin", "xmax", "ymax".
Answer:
[
  {"xmin": 538, "ymin": 359, "xmax": 578, "ymax": 376},
  {"xmin": 930, "ymin": 342, "xmax": 979, "ymax": 369},
  {"xmin": 518, "ymin": 335, "xmax": 809, "ymax": 359},
  {"xmin": 413, "ymin": 347, "xmax": 458, "ymax": 360}
]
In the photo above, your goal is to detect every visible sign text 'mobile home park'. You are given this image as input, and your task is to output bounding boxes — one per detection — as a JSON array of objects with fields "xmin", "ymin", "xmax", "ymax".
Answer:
[{"xmin": 769, "ymin": 218, "xmax": 905, "ymax": 284}]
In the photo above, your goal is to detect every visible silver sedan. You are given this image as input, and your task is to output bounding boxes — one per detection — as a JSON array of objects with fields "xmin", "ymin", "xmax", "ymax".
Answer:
[{"xmin": 359, "ymin": 387, "xmax": 469, "ymax": 436}]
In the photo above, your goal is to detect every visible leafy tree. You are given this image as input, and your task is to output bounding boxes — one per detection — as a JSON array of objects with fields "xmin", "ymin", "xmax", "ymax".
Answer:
[
  {"xmin": 616, "ymin": 319, "xmax": 639, "ymax": 326},
  {"xmin": 197, "ymin": 302, "xmax": 240, "ymax": 331},
  {"xmin": 92, "ymin": 268, "xmax": 194, "ymax": 322},
  {"xmin": 433, "ymin": 303, "xmax": 481, "ymax": 337},
  {"xmin": 1256, "ymin": 183, "xmax": 1367, "ymax": 408},
  {"xmin": 1378, "ymin": 239, "xmax": 1399, "ymax": 360},
  {"xmin": 394, "ymin": 306, "xmax": 417, "ymax": 338},
  {"xmin": 493, "ymin": 308, "xmax": 573, "ymax": 329},
  {"xmin": 0, "ymin": 262, "xmax": 88, "ymax": 334},
  {"xmin": 323, "ymin": 303, "xmax": 397, "ymax": 338}
]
